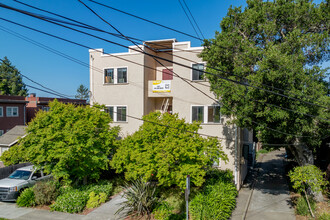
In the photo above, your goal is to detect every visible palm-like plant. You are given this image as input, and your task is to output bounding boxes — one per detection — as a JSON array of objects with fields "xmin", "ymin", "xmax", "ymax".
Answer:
[{"xmin": 116, "ymin": 178, "xmax": 158, "ymax": 219}]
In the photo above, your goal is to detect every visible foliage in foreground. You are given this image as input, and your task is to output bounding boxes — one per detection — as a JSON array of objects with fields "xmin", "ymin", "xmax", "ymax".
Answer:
[
  {"xmin": 295, "ymin": 196, "xmax": 316, "ymax": 216},
  {"xmin": 189, "ymin": 169, "xmax": 237, "ymax": 220},
  {"xmin": 0, "ymin": 100, "xmax": 120, "ymax": 184},
  {"xmin": 50, "ymin": 189, "xmax": 88, "ymax": 213},
  {"xmin": 16, "ymin": 188, "xmax": 35, "ymax": 207},
  {"xmin": 111, "ymin": 112, "xmax": 227, "ymax": 188},
  {"xmin": 116, "ymin": 178, "xmax": 158, "ymax": 220}
]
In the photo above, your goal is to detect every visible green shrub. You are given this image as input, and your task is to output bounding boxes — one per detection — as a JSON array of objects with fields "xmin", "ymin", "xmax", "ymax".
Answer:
[
  {"xmin": 84, "ymin": 180, "xmax": 113, "ymax": 198},
  {"xmin": 50, "ymin": 189, "xmax": 88, "ymax": 213},
  {"xmin": 16, "ymin": 188, "xmax": 36, "ymax": 207},
  {"xmin": 153, "ymin": 201, "xmax": 174, "ymax": 220},
  {"xmin": 33, "ymin": 180, "xmax": 59, "ymax": 205},
  {"xmin": 190, "ymin": 181, "xmax": 237, "ymax": 220},
  {"xmin": 296, "ymin": 196, "xmax": 316, "ymax": 216},
  {"xmin": 86, "ymin": 192, "xmax": 107, "ymax": 209},
  {"xmin": 318, "ymin": 212, "xmax": 330, "ymax": 220}
]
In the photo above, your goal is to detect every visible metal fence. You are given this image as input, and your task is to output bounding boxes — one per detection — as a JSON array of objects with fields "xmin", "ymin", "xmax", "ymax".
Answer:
[{"xmin": 0, "ymin": 163, "xmax": 31, "ymax": 180}]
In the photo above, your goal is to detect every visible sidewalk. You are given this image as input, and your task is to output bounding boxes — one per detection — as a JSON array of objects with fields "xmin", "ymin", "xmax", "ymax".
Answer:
[
  {"xmin": 0, "ymin": 192, "xmax": 127, "ymax": 220},
  {"xmin": 231, "ymin": 149, "xmax": 295, "ymax": 220}
]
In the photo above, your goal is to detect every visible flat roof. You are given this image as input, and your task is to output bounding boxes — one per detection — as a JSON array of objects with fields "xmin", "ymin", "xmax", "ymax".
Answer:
[{"xmin": 144, "ymin": 39, "xmax": 177, "ymax": 52}]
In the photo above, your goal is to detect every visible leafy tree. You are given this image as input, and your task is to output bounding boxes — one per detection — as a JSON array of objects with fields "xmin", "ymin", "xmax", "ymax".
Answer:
[
  {"xmin": 200, "ymin": 0, "xmax": 330, "ymax": 165},
  {"xmin": 75, "ymin": 84, "xmax": 89, "ymax": 102},
  {"xmin": 1, "ymin": 100, "xmax": 120, "ymax": 184},
  {"xmin": 0, "ymin": 56, "xmax": 28, "ymax": 96},
  {"xmin": 111, "ymin": 112, "xmax": 227, "ymax": 189},
  {"xmin": 288, "ymin": 165, "xmax": 327, "ymax": 217}
]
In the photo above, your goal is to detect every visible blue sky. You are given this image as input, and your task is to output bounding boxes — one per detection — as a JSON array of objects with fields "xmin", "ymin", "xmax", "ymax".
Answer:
[{"xmin": 0, "ymin": 0, "xmax": 327, "ymax": 98}]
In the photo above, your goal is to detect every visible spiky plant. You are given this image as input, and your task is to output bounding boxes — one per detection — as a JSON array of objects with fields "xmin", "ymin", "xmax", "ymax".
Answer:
[{"xmin": 116, "ymin": 178, "xmax": 158, "ymax": 219}]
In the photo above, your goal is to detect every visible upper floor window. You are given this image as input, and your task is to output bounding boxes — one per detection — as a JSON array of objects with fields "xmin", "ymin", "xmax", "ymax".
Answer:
[
  {"xmin": 192, "ymin": 63, "xmax": 204, "ymax": 81},
  {"xmin": 192, "ymin": 105, "xmax": 221, "ymax": 124},
  {"xmin": 104, "ymin": 67, "xmax": 127, "ymax": 84},
  {"xmin": 105, "ymin": 106, "xmax": 127, "ymax": 122},
  {"xmin": 6, "ymin": 107, "xmax": 18, "ymax": 117},
  {"xmin": 0, "ymin": 107, "xmax": 3, "ymax": 117}
]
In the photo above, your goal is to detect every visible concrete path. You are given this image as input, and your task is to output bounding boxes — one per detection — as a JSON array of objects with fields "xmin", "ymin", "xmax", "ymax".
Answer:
[
  {"xmin": 231, "ymin": 149, "xmax": 295, "ymax": 220},
  {"xmin": 0, "ymin": 192, "xmax": 127, "ymax": 220}
]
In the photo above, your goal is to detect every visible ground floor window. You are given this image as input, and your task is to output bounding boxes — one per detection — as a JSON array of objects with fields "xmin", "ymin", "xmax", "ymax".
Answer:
[
  {"xmin": 6, "ymin": 107, "xmax": 18, "ymax": 117},
  {"xmin": 191, "ymin": 105, "xmax": 221, "ymax": 124},
  {"xmin": 105, "ymin": 106, "xmax": 127, "ymax": 122}
]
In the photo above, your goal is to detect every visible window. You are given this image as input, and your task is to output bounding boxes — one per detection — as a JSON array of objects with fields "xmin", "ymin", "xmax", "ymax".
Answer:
[
  {"xmin": 0, "ymin": 130, "xmax": 4, "ymax": 136},
  {"xmin": 42, "ymin": 106, "xmax": 50, "ymax": 112},
  {"xmin": 192, "ymin": 106, "xmax": 204, "ymax": 122},
  {"xmin": 117, "ymin": 68, "xmax": 127, "ymax": 83},
  {"xmin": 105, "ymin": 106, "xmax": 127, "ymax": 122},
  {"xmin": 105, "ymin": 106, "xmax": 114, "ymax": 120},
  {"xmin": 192, "ymin": 63, "xmax": 204, "ymax": 81},
  {"xmin": 104, "ymin": 68, "xmax": 114, "ymax": 84},
  {"xmin": 6, "ymin": 107, "xmax": 18, "ymax": 117},
  {"xmin": 104, "ymin": 67, "xmax": 127, "ymax": 84},
  {"xmin": 117, "ymin": 106, "xmax": 127, "ymax": 122},
  {"xmin": 162, "ymin": 69, "xmax": 173, "ymax": 80},
  {"xmin": 192, "ymin": 105, "xmax": 221, "ymax": 124},
  {"xmin": 0, "ymin": 106, "xmax": 3, "ymax": 117},
  {"xmin": 208, "ymin": 106, "xmax": 221, "ymax": 123}
]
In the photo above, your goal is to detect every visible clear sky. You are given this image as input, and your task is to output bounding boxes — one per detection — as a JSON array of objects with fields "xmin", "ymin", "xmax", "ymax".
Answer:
[{"xmin": 0, "ymin": 0, "xmax": 327, "ymax": 98}]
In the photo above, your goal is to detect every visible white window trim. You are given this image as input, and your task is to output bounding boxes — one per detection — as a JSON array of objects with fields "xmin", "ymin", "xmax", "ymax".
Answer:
[
  {"xmin": 191, "ymin": 62, "xmax": 206, "ymax": 81},
  {"xmin": 103, "ymin": 66, "xmax": 128, "ymax": 85},
  {"xmin": 6, "ymin": 106, "xmax": 19, "ymax": 117},
  {"xmin": 0, "ymin": 106, "xmax": 3, "ymax": 117},
  {"xmin": 105, "ymin": 105, "xmax": 128, "ymax": 123},
  {"xmin": 191, "ymin": 105, "xmax": 221, "ymax": 124}
]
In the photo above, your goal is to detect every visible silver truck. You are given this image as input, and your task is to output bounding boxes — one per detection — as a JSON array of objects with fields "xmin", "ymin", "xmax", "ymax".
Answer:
[{"xmin": 0, "ymin": 165, "xmax": 50, "ymax": 201}]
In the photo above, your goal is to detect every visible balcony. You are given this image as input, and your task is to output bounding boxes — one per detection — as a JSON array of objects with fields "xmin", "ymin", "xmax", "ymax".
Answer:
[{"xmin": 148, "ymin": 80, "xmax": 172, "ymax": 97}]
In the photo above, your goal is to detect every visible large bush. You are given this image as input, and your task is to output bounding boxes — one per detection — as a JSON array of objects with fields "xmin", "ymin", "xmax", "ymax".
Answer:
[
  {"xmin": 1, "ymin": 100, "xmax": 120, "ymax": 184},
  {"xmin": 190, "ymin": 170, "xmax": 237, "ymax": 220},
  {"xmin": 111, "ymin": 112, "xmax": 227, "ymax": 188},
  {"xmin": 33, "ymin": 180, "xmax": 59, "ymax": 205},
  {"xmin": 16, "ymin": 188, "xmax": 36, "ymax": 207}
]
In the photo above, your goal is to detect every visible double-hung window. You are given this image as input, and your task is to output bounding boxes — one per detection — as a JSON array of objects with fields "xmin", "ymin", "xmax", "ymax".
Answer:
[
  {"xmin": 192, "ymin": 105, "xmax": 221, "ymax": 124},
  {"xmin": 192, "ymin": 106, "xmax": 204, "ymax": 123},
  {"xmin": 0, "ymin": 107, "xmax": 3, "ymax": 117},
  {"xmin": 104, "ymin": 67, "xmax": 127, "ymax": 84},
  {"xmin": 6, "ymin": 107, "xmax": 18, "ymax": 117},
  {"xmin": 192, "ymin": 63, "xmax": 204, "ymax": 81},
  {"xmin": 105, "ymin": 106, "xmax": 127, "ymax": 122}
]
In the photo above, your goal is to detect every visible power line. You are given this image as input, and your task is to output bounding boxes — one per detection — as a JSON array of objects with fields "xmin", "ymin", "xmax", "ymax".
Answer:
[
  {"xmin": 87, "ymin": 0, "xmax": 203, "ymax": 41},
  {"xmin": 181, "ymin": 0, "xmax": 205, "ymax": 39},
  {"xmin": 25, "ymin": 84, "xmax": 70, "ymax": 98},
  {"xmin": 178, "ymin": 0, "xmax": 201, "ymax": 41},
  {"xmin": 0, "ymin": 57, "xmax": 72, "ymax": 99},
  {"xmin": 12, "ymin": 0, "xmax": 329, "ymax": 108}
]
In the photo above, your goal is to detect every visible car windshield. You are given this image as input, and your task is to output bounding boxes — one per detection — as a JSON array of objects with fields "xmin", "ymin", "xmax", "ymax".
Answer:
[{"xmin": 8, "ymin": 170, "xmax": 32, "ymax": 180}]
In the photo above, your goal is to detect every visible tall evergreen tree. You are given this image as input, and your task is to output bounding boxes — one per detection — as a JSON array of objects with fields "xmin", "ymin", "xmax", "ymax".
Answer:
[
  {"xmin": 200, "ymin": 0, "xmax": 330, "ymax": 165},
  {"xmin": 75, "ymin": 84, "xmax": 89, "ymax": 102},
  {"xmin": 0, "ymin": 57, "xmax": 28, "ymax": 96}
]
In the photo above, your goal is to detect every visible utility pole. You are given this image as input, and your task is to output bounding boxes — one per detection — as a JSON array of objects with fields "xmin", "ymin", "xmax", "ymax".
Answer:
[{"xmin": 185, "ymin": 175, "xmax": 190, "ymax": 220}]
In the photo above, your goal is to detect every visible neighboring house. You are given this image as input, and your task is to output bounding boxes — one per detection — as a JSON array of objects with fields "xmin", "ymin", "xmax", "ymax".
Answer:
[
  {"xmin": 25, "ymin": 93, "xmax": 87, "ymax": 123},
  {"xmin": 0, "ymin": 125, "xmax": 26, "ymax": 157},
  {"xmin": 0, "ymin": 95, "xmax": 28, "ymax": 136},
  {"xmin": 89, "ymin": 39, "xmax": 255, "ymax": 189}
]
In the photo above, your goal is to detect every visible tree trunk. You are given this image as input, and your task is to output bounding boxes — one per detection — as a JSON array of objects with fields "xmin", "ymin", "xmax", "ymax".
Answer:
[{"xmin": 288, "ymin": 142, "xmax": 324, "ymax": 202}]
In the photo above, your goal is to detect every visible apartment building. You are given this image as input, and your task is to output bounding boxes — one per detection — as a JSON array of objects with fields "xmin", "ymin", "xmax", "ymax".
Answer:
[{"xmin": 89, "ymin": 39, "xmax": 254, "ymax": 188}]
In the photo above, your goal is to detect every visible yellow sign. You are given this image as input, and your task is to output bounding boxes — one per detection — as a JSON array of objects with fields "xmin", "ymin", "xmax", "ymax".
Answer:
[{"xmin": 152, "ymin": 80, "xmax": 171, "ymax": 93}]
